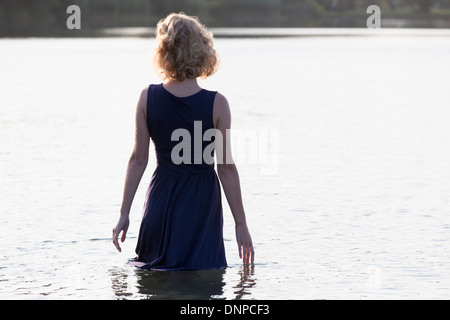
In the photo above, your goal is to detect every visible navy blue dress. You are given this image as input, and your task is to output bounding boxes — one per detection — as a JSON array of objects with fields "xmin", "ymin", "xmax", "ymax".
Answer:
[{"xmin": 134, "ymin": 83, "xmax": 227, "ymax": 270}]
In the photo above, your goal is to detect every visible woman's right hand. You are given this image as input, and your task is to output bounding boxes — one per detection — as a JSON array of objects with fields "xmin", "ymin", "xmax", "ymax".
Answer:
[{"xmin": 112, "ymin": 215, "xmax": 130, "ymax": 253}]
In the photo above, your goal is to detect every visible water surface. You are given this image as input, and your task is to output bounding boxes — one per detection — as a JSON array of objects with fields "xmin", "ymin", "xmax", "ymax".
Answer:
[{"xmin": 1, "ymin": 30, "xmax": 450, "ymax": 299}]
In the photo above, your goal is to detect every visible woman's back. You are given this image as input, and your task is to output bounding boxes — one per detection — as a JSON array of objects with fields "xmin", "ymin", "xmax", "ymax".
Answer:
[
  {"xmin": 147, "ymin": 83, "xmax": 218, "ymax": 174},
  {"xmin": 132, "ymin": 83, "xmax": 227, "ymax": 270}
]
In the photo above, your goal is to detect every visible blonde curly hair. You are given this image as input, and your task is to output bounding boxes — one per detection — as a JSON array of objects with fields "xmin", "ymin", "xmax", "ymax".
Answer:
[{"xmin": 153, "ymin": 12, "xmax": 219, "ymax": 81}]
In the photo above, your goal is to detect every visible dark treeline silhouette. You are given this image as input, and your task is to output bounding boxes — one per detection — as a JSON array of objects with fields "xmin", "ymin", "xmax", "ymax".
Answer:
[{"xmin": 0, "ymin": 0, "xmax": 449, "ymax": 36}]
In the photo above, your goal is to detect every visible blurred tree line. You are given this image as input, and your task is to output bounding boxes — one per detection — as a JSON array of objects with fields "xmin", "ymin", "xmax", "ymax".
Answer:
[
  {"xmin": 1, "ymin": 0, "xmax": 449, "ymax": 36},
  {"xmin": 317, "ymin": 0, "xmax": 444, "ymax": 12}
]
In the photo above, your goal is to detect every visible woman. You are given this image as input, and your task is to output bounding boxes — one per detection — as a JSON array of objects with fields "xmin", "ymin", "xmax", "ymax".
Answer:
[{"xmin": 112, "ymin": 13, "xmax": 254, "ymax": 270}]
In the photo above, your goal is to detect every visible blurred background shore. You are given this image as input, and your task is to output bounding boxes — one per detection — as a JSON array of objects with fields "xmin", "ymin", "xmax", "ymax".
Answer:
[{"xmin": 1, "ymin": 0, "xmax": 449, "ymax": 38}]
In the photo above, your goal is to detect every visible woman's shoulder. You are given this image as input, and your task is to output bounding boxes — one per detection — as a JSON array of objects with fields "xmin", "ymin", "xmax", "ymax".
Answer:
[
  {"xmin": 147, "ymin": 83, "xmax": 163, "ymax": 91},
  {"xmin": 212, "ymin": 91, "xmax": 229, "ymax": 108},
  {"xmin": 212, "ymin": 90, "xmax": 231, "ymax": 122},
  {"xmin": 199, "ymin": 86, "xmax": 227, "ymax": 103},
  {"xmin": 139, "ymin": 83, "xmax": 164, "ymax": 99},
  {"xmin": 137, "ymin": 84, "xmax": 161, "ymax": 112}
]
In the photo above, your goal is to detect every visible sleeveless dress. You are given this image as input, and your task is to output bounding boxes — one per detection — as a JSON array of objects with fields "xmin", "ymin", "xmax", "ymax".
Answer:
[{"xmin": 133, "ymin": 83, "xmax": 227, "ymax": 270}]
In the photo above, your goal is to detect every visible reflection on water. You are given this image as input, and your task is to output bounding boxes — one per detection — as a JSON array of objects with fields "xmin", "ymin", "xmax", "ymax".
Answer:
[
  {"xmin": 134, "ymin": 269, "xmax": 226, "ymax": 300},
  {"xmin": 233, "ymin": 264, "xmax": 256, "ymax": 300},
  {"xmin": 110, "ymin": 265, "xmax": 256, "ymax": 300}
]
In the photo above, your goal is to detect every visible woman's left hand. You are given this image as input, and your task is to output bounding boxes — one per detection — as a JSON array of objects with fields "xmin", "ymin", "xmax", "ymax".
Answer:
[{"xmin": 235, "ymin": 223, "xmax": 254, "ymax": 264}]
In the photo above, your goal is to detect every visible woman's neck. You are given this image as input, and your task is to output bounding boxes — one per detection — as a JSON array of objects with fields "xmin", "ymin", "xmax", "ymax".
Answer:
[{"xmin": 163, "ymin": 78, "xmax": 201, "ymax": 97}]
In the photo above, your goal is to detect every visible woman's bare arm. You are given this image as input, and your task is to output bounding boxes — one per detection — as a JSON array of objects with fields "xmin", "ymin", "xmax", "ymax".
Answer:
[
  {"xmin": 213, "ymin": 93, "xmax": 254, "ymax": 264},
  {"xmin": 112, "ymin": 88, "xmax": 150, "ymax": 252}
]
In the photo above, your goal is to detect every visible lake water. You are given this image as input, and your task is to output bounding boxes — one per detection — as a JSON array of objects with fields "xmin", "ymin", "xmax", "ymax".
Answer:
[{"xmin": 1, "ymin": 29, "xmax": 450, "ymax": 299}]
